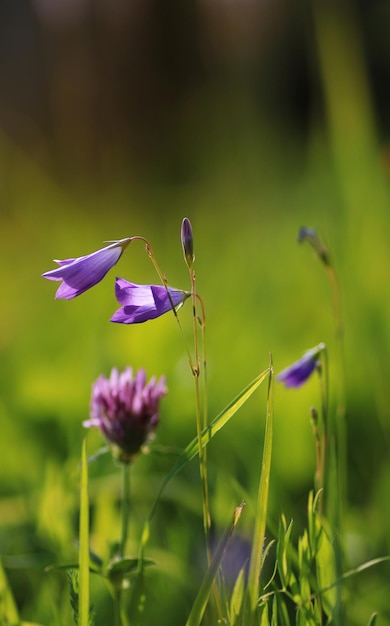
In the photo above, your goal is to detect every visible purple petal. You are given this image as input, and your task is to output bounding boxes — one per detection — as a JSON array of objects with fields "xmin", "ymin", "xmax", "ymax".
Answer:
[
  {"xmin": 84, "ymin": 365, "xmax": 168, "ymax": 462},
  {"xmin": 111, "ymin": 278, "xmax": 190, "ymax": 324},
  {"xmin": 42, "ymin": 238, "xmax": 132, "ymax": 299},
  {"xmin": 276, "ymin": 347, "xmax": 322, "ymax": 388}
]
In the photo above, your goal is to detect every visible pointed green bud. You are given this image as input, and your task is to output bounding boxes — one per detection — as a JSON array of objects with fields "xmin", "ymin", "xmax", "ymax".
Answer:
[{"xmin": 181, "ymin": 217, "xmax": 195, "ymax": 268}]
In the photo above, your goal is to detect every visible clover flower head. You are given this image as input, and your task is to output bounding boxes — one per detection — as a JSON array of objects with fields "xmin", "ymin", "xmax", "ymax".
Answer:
[
  {"xmin": 181, "ymin": 217, "xmax": 194, "ymax": 268},
  {"xmin": 276, "ymin": 344, "xmax": 325, "ymax": 388},
  {"xmin": 84, "ymin": 367, "xmax": 167, "ymax": 463},
  {"xmin": 42, "ymin": 238, "xmax": 132, "ymax": 299},
  {"xmin": 110, "ymin": 278, "xmax": 191, "ymax": 324}
]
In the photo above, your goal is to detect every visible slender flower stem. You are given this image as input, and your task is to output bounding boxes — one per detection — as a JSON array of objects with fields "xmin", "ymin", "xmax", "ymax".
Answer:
[
  {"xmin": 191, "ymin": 280, "xmax": 223, "ymax": 620},
  {"xmin": 111, "ymin": 587, "xmax": 131, "ymax": 626},
  {"xmin": 196, "ymin": 294, "xmax": 208, "ymax": 432},
  {"xmin": 310, "ymin": 407, "xmax": 322, "ymax": 493},
  {"xmin": 121, "ymin": 463, "xmax": 131, "ymax": 557},
  {"xmin": 189, "ymin": 271, "xmax": 211, "ymax": 560},
  {"xmin": 317, "ymin": 347, "xmax": 329, "ymax": 515},
  {"xmin": 113, "ymin": 589, "xmax": 121, "ymax": 626},
  {"xmin": 326, "ymin": 264, "xmax": 348, "ymax": 511}
]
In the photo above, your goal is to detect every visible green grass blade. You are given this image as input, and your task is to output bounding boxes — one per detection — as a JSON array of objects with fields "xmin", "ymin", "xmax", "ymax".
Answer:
[
  {"xmin": 0, "ymin": 558, "xmax": 20, "ymax": 624},
  {"xmin": 185, "ymin": 502, "xmax": 245, "ymax": 626},
  {"xmin": 146, "ymin": 368, "xmax": 269, "ymax": 528},
  {"xmin": 247, "ymin": 360, "xmax": 274, "ymax": 617},
  {"xmin": 229, "ymin": 567, "xmax": 246, "ymax": 625},
  {"xmin": 317, "ymin": 556, "xmax": 390, "ymax": 595},
  {"xmin": 79, "ymin": 438, "xmax": 90, "ymax": 626}
]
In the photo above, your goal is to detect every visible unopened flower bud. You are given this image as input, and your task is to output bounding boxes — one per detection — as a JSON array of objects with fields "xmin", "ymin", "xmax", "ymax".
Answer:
[
  {"xmin": 298, "ymin": 226, "xmax": 330, "ymax": 266},
  {"xmin": 181, "ymin": 217, "xmax": 195, "ymax": 269}
]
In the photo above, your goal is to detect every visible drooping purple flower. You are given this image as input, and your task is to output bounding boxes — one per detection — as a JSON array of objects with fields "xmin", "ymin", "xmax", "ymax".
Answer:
[
  {"xmin": 276, "ymin": 344, "xmax": 325, "ymax": 388},
  {"xmin": 110, "ymin": 278, "xmax": 191, "ymax": 324},
  {"xmin": 42, "ymin": 238, "xmax": 133, "ymax": 299},
  {"xmin": 181, "ymin": 217, "xmax": 194, "ymax": 268},
  {"xmin": 83, "ymin": 367, "xmax": 167, "ymax": 463}
]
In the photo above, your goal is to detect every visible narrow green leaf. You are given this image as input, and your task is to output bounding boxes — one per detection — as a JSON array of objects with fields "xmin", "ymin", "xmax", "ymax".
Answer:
[
  {"xmin": 316, "ymin": 555, "xmax": 390, "ymax": 595},
  {"xmin": 307, "ymin": 490, "xmax": 323, "ymax": 557},
  {"xmin": 275, "ymin": 595, "xmax": 291, "ymax": 626},
  {"xmin": 185, "ymin": 502, "xmax": 245, "ymax": 626},
  {"xmin": 79, "ymin": 438, "xmax": 90, "ymax": 626},
  {"xmin": 247, "ymin": 361, "xmax": 274, "ymax": 615},
  {"xmin": 271, "ymin": 595, "xmax": 279, "ymax": 626},
  {"xmin": 45, "ymin": 562, "xmax": 101, "ymax": 575},
  {"xmin": 107, "ymin": 557, "xmax": 155, "ymax": 577},
  {"xmin": 229, "ymin": 567, "xmax": 245, "ymax": 625},
  {"xmin": 260, "ymin": 603, "xmax": 270, "ymax": 626},
  {"xmin": 298, "ymin": 531, "xmax": 312, "ymax": 602},
  {"xmin": 0, "ymin": 558, "xmax": 20, "ymax": 625},
  {"xmin": 277, "ymin": 516, "xmax": 294, "ymax": 588},
  {"xmin": 367, "ymin": 612, "xmax": 378, "ymax": 626},
  {"xmin": 316, "ymin": 524, "xmax": 336, "ymax": 619}
]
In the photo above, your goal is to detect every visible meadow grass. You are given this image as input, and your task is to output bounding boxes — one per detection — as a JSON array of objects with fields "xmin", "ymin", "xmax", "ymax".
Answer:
[
  {"xmin": 1, "ymin": 5, "xmax": 390, "ymax": 617},
  {"xmin": 1, "ymin": 184, "xmax": 390, "ymax": 624}
]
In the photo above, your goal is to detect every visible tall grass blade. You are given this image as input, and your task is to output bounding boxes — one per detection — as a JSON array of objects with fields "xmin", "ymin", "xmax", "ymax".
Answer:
[
  {"xmin": 79, "ymin": 438, "xmax": 90, "ymax": 626},
  {"xmin": 146, "ymin": 368, "xmax": 269, "ymax": 529},
  {"xmin": 185, "ymin": 502, "xmax": 245, "ymax": 626},
  {"xmin": 247, "ymin": 359, "xmax": 274, "ymax": 618}
]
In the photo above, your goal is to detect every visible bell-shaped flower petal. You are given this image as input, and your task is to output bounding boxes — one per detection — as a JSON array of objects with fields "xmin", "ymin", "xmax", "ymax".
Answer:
[
  {"xmin": 42, "ymin": 238, "xmax": 132, "ymax": 299},
  {"xmin": 276, "ymin": 344, "xmax": 325, "ymax": 388},
  {"xmin": 110, "ymin": 278, "xmax": 190, "ymax": 324}
]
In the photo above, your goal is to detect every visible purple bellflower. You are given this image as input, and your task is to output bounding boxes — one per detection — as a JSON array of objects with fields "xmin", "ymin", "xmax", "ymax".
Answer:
[
  {"xmin": 276, "ymin": 344, "xmax": 325, "ymax": 388},
  {"xmin": 84, "ymin": 367, "xmax": 167, "ymax": 463},
  {"xmin": 110, "ymin": 278, "xmax": 191, "ymax": 324},
  {"xmin": 42, "ymin": 238, "xmax": 132, "ymax": 299}
]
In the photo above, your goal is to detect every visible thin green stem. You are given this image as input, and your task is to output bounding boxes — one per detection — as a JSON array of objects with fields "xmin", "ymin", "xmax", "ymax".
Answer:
[
  {"xmin": 113, "ymin": 589, "xmax": 121, "ymax": 626},
  {"xmin": 326, "ymin": 264, "xmax": 348, "ymax": 509},
  {"xmin": 189, "ymin": 271, "xmax": 211, "ymax": 560},
  {"xmin": 121, "ymin": 463, "xmax": 131, "ymax": 558},
  {"xmin": 317, "ymin": 347, "xmax": 329, "ymax": 515},
  {"xmin": 196, "ymin": 294, "xmax": 208, "ymax": 431},
  {"xmin": 111, "ymin": 586, "xmax": 131, "ymax": 626}
]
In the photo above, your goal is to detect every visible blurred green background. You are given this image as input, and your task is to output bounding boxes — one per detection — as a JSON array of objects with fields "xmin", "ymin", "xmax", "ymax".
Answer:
[{"xmin": 1, "ymin": 1, "xmax": 390, "ymax": 624}]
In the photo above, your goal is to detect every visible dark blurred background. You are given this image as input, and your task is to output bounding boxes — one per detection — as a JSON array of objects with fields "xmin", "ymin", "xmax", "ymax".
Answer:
[
  {"xmin": 0, "ymin": 0, "xmax": 388, "ymax": 184},
  {"xmin": 1, "ymin": 1, "xmax": 390, "ymax": 624}
]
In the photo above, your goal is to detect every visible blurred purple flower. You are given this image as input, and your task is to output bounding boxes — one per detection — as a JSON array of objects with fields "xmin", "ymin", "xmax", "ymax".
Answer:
[
  {"xmin": 110, "ymin": 278, "xmax": 190, "ymax": 324},
  {"xmin": 181, "ymin": 217, "xmax": 194, "ymax": 268},
  {"xmin": 42, "ymin": 238, "xmax": 132, "ymax": 299},
  {"xmin": 84, "ymin": 367, "xmax": 167, "ymax": 463},
  {"xmin": 276, "ymin": 344, "xmax": 325, "ymax": 388}
]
